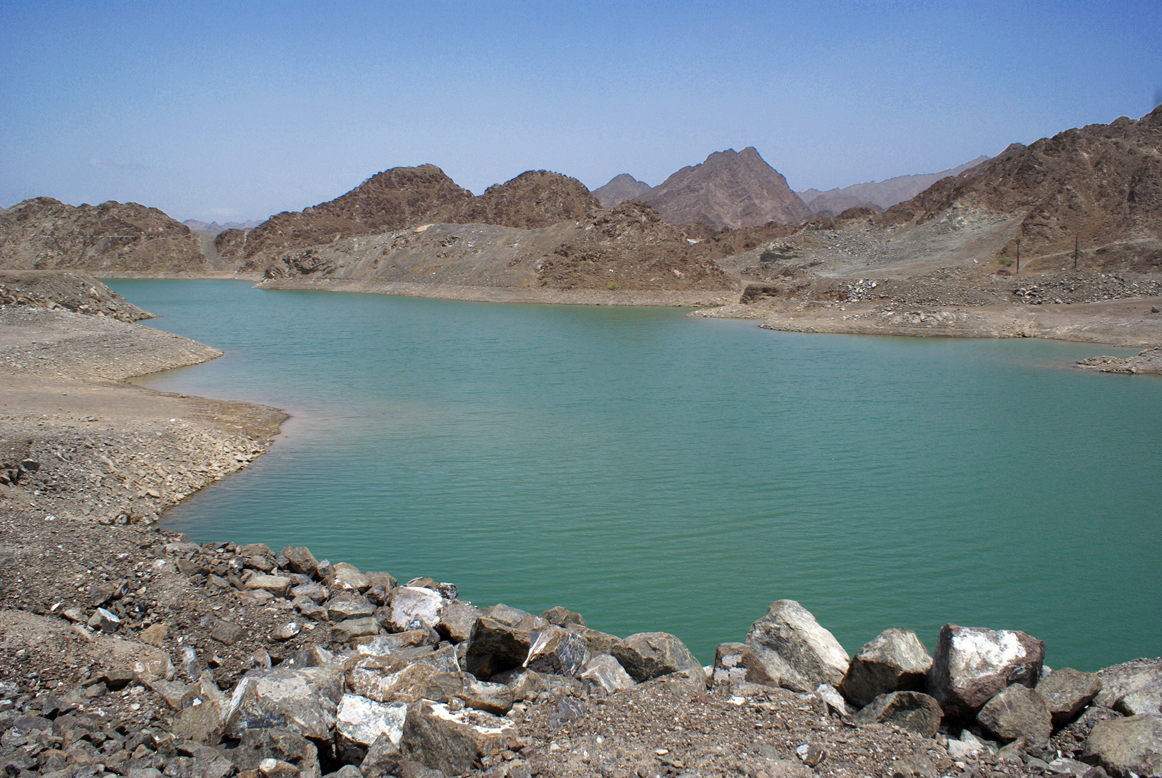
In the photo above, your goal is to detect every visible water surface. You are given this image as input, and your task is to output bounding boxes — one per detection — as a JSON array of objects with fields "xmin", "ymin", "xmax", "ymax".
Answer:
[{"xmin": 109, "ymin": 280, "xmax": 1162, "ymax": 669}]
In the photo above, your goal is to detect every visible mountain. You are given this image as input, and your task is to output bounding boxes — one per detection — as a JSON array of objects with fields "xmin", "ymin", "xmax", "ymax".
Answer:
[
  {"xmin": 641, "ymin": 147, "xmax": 812, "ymax": 231},
  {"xmin": 798, "ymin": 157, "xmax": 990, "ymax": 215},
  {"xmin": 883, "ymin": 106, "xmax": 1162, "ymax": 269},
  {"xmin": 0, "ymin": 197, "xmax": 204, "ymax": 273},
  {"xmin": 219, "ymin": 166, "xmax": 599, "ymax": 271},
  {"xmin": 184, "ymin": 219, "xmax": 262, "ymax": 232},
  {"xmin": 593, "ymin": 174, "xmax": 652, "ymax": 208}
]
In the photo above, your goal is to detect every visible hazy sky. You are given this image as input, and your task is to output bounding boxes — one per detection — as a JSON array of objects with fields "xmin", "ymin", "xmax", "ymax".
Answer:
[{"xmin": 2, "ymin": 1, "xmax": 1160, "ymax": 223}]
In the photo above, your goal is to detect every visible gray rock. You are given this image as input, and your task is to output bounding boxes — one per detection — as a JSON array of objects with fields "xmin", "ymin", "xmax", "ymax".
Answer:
[
  {"xmin": 853, "ymin": 691, "xmax": 943, "ymax": 737},
  {"xmin": 0, "ymin": 547, "xmax": 13, "ymax": 569},
  {"xmin": 398, "ymin": 701, "xmax": 512, "ymax": 776},
  {"xmin": 237, "ymin": 542, "xmax": 273, "ymax": 558},
  {"xmin": 524, "ymin": 625, "xmax": 589, "ymax": 677},
  {"xmin": 743, "ymin": 600, "xmax": 850, "ymax": 692},
  {"xmin": 289, "ymin": 645, "xmax": 336, "ymax": 669},
  {"xmin": 336, "ymin": 694, "xmax": 407, "ymax": 750},
  {"xmin": 328, "ymin": 596, "xmax": 376, "ymax": 622},
  {"xmin": 332, "ymin": 617, "xmax": 381, "ymax": 642},
  {"xmin": 359, "ymin": 733, "xmax": 403, "ymax": 778},
  {"xmin": 323, "ymin": 768, "xmax": 363, "ymax": 778},
  {"xmin": 577, "ymin": 627, "xmax": 622, "ymax": 656},
  {"xmin": 357, "ymin": 631, "xmax": 435, "ymax": 658},
  {"xmin": 272, "ymin": 622, "xmax": 302, "ymax": 641},
  {"xmin": 1045, "ymin": 757, "xmax": 1093, "ymax": 776},
  {"xmin": 281, "ymin": 546, "xmax": 319, "ymax": 579},
  {"xmin": 291, "ymin": 582, "xmax": 328, "ymax": 602},
  {"xmin": 246, "ymin": 575, "xmax": 294, "ymax": 598},
  {"xmin": 977, "ymin": 684, "xmax": 1052, "ymax": 748},
  {"xmin": 226, "ymin": 728, "xmax": 321, "ymax": 778},
  {"xmin": 712, "ymin": 642, "xmax": 778, "ymax": 688},
  {"xmin": 927, "ymin": 624, "xmax": 1045, "ymax": 720},
  {"xmin": 435, "ymin": 601, "xmax": 479, "ymax": 644},
  {"xmin": 1083, "ymin": 714, "xmax": 1162, "ymax": 777},
  {"xmin": 294, "ymin": 598, "xmax": 328, "ymax": 622},
  {"xmin": 579, "ymin": 653, "xmax": 636, "ymax": 693},
  {"xmin": 210, "ymin": 619, "xmax": 243, "ymax": 645},
  {"xmin": 347, "ymin": 655, "xmax": 463, "ymax": 704},
  {"xmin": 330, "ymin": 563, "xmax": 370, "ymax": 592},
  {"xmin": 1096, "ymin": 659, "xmax": 1162, "ymax": 717},
  {"xmin": 365, "ymin": 571, "xmax": 398, "ymax": 593},
  {"xmin": 385, "ymin": 586, "xmax": 447, "ymax": 632},
  {"xmin": 147, "ymin": 678, "xmax": 189, "ymax": 709},
  {"xmin": 482, "ymin": 603, "xmax": 536, "ymax": 628},
  {"xmin": 1037, "ymin": 668, "xmax": 1102, "ymax": 727},
  {"xmin": 463, "ymin": 617, "xmax": 531, "ymax": 680},
  {"xmin": 491, "ymin": 667, "xmax": 547, "ymax": 701},
  {"xmin": 541, "ymin": 606, "xmax": 586, "ymax": 627},
  {"xmin": 610, "ymin": 632, "xmax": 703, "ymax": 683},
  {"xmin": 257, "ymin": 758, "xmax": 299, "ymax": 778},
  {"xmin": 224, "ymin": 667, "xmax": 342, "ymax": 740},
  {"xmin": 92, "ymin": 607, "xmax": 121, "ymax": 632},
  {"xmin": 171, "ymin": 699, "xmax": 222, "ymax": 744},
  {"xmin": 840, "ymin": 628, "xmax": 932, "ymax": 708},
  {"xmin": 458, "ymin": 678, "xmax": 514, "ymax": 715}
]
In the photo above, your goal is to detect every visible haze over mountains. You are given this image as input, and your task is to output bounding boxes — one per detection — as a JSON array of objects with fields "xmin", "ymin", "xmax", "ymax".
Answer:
[{"xmin": 797, "ymin": 157, "xmax": 990, "ymax": 216}]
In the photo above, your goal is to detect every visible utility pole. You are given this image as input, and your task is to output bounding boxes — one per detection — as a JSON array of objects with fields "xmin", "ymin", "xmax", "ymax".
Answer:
[
  {"xmin": 1015, "ymin": 239, "xmax": 1020, "ymax": 274},
  {"xmin": 1073, "ymin": 236, "xmax": 1079, "ymax": 271}
]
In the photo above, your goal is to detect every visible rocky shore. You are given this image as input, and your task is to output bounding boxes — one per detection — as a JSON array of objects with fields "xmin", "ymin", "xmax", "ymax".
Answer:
[{"xmin": 1, "ymin": 273, "xmax": 1160, "ymax": 778}]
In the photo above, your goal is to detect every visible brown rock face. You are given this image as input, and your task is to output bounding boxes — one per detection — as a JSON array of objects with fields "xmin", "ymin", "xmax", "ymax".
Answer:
[
  {"xmin": 593, "ymin": 173, "xmax": 652, "ymax": 208},
  {"xmin": 643, "ymin": 147, "xmax": 812, "ymax": 230},
  {"xmin": 455, "ymin": 170, "xmax": 599, "ymax": 229},
  {"xmin": 882, "ymin": 106, "xmax": 1162, "ymax": 271},
  {"xmin": 0, "ymin": 198, "xmax": 204, "ymax": 273}
]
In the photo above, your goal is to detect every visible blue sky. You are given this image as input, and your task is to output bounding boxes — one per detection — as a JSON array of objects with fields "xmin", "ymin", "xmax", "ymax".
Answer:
[{"xmin": 1, "ymin": 1, "xmax": 1159, "ymax": 223}]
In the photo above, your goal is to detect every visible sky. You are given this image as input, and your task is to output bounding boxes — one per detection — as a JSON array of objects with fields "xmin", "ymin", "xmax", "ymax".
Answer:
[{"xmin": 1, "ymin": 1, "xmax": 1160, "ymax": 224}]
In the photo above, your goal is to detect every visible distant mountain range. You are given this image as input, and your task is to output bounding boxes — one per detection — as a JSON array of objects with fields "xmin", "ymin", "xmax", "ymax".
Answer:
[
  {"xmin": 183, "ymin": 219, "xmax": 263, "ymax": 232},
  {"xmin": 797, "ymin": 158, "xmax": 990, "ymax": 216}
]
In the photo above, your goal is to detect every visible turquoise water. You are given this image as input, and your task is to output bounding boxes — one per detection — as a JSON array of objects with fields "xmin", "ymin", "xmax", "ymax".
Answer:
[{"xmin": 108, "ymin": 280, "xmax": 1162, "ymax": 671}]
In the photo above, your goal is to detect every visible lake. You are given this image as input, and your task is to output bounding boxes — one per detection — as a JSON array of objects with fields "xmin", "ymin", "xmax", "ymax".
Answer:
[{"xmin": 108, "ymin": 279, "xmax": 1162, "ymax": 671}]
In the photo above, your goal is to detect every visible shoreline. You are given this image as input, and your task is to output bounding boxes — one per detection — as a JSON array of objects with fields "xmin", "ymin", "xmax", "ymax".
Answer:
[{"xmin": 2, "ymin": 275, "xmax": 1159, "ymax": 777}]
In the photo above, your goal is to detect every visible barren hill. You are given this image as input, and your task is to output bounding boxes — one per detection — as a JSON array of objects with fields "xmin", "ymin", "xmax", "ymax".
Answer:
[
  {"xmin": 0, "ymin": 198, "xmax": 205, "ymax": 273},
  {"xmin": 455, "ymin": 170, "xmax": 599, "ymax": 229},
  {"xmin": 260, "ymin": 200, "xmax": 736, "ymax": 297},
  {"xmin": 642, "ymin": 147, "xmax": 811, "ymax": 230},
  {"xmin": 222, "ymin": 166, "xmax": 601, "ymax": 273},
  {"xmin": 882, "ymin": 106, "xmax": 1162, "ymax": 271},
  {"xmin": 593, "ymin": 173, "xmax": 652, "ymax": 207}
]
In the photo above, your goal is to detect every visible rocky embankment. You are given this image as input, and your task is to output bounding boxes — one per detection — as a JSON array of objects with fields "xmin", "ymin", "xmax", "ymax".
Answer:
[{"xmin": 1, "ymin": 272, "xmax": 1160, "ymax": 777}]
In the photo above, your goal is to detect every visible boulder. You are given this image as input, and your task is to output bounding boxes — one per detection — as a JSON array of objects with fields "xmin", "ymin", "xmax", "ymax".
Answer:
[
  {"xmin": 490, "ymin": 668, "xmax": 548, "ymax": 701},
  {"xmin": 712, "ymin": 642, "xmax": 778, "ymax": 688},
  {"xmin": 330, "ymin": 563, "xmax": 370, "ymax": 592},
  {"xmin": 577, "ymin": 627, "xmax": 621, "ymax": 656},
  {"xmin": 246, "ymin": 575, "xmax": 294, "ymax": 598},
  {"xmin": 398, "ymin": 701, "xmax": 512, "ymax": 775},
  {"xmin": 357, "ymin": 631, "xmax": 434, "ymax": 657},
  {"xmin": 853, "ymin": 691, "xmax": 943, "ymax": 738},
  {"xmin": 579, "ymin": 653, "xmax": 636, "ymax": 693},
  {"xmin": 335, "ymin": 694, "xmax": 408, "ymax": 750},
  {"xmin": 105, "ymin": 637, "xmax": 175, "ymax": 683},
  {"xmin": 291, "ymin": 582, "xmax": 328, "ymax": 602},
  {"xmin": 387, "ymin": 587, "xmax": 447, "ymax": 632},
  {"xmin": 332, "ymin": 617, "xmax": 381, "ymax": 642},
  {"xmin": 211, "ymin": 619, "xmax": 244, "ymax": 645},
  {"xmin": 463, "ymin": 617, "xmax": 531, "ymax": 680},
  {"xmin": 327, "ymin": 596, "xmax": 376, "ymax": 622},
  {"xmin": 435, "ymin": 601, "xmax": 479, "ymax": 644},
  {"xmin": 840, "ymin": 628, "xmax": 932, "ymax": 708},
  {"xmin": 541, "ymin": 606, "xmax": 585, "ymax": 627},
  {"xmin": 281, "ymin": 546, "xmax": 319, "ymax": 579},
  {"xmin": 237, "ymin": 543, "xmax": 273, "ymax": 558},
  {"xmin": 1083, "ymin": 714, "xmax": 1162, "ymax": 778},
  {"xmin": 480, "ymin": 603, "xmax": 536, "ymax": 627},
  {"xmin": 1096, "ymin": 659, "xmax": 1162, "ymax": 717},
  {"xmin": 610, "ymin": 632, "xmax": 703, "ymax": 683},
  {"xmin": 458, "ymin": 678, "xmax": 514, "ymax": 715},
  {"xmin": 525, "ymin": 625, "xmax": 589, "ymax": 677},
  {"xmin": 295, "ymin": 598, "xmax": 328, "ymax": 622},
  {"xmin": 225, "ymin": 729, "xmax": 321, "ymax": 778},
  {"xmin": 224, "ymin": 667, "xmax": 343, "ymax": 741},
  {"xmin": 927, "ymin": 624, "xmax": 1044, "ymax": 720},
  {"xmin": 977, "ymin": 684, "xmax": 1052, "ymax": 748},
  {"xmin": 171, "ymin": 699, "xmax": 223, "ymax": 744},
  {"xmin": 365, "ymin": 571, "xmax": 398, "ymax": 592},
  {"xmin": 1036, "ymin": 668, "xmax": 1103, "ymax": 727},
  {"xmin": 347, "ymin": 655, "xmax": 463, "ymax": 704},
  {"xmin": 358, "ymin": 733, "xmax": 403, "ymax": 778},
  {"xmin": 743, "ymin": 600, "xmax": 850, "ymax": 691}
]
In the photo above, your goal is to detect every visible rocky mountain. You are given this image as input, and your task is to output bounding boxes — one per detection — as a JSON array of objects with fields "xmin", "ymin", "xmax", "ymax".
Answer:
[
  {"xmin": 261, "ymin": 200, "xmax": 736, "ymax": 295},
  {"xmin": 0, "ymin": 197, "xmax": 205, "ymax": 273},
  {"xmin": 798, "ymin": 157, "xmax": 990, "ymax": 216},
  {"xmin": 641, "ymin": 147, "xmax": 812, "ymax": 231},
  {"xmin": 220, "ymin": 166, "xmax": 600, "ymax": 272},
  {"xmin": 883, "ymin": 106, "xmax": 1162, "ymax": 270},
  {"xmin": 183, "ymin": 219, "xmax": 262, "ymax": 232},
  {"xmin": 593, "ymin": 174, "xmax": 652, "ymax": 208}
]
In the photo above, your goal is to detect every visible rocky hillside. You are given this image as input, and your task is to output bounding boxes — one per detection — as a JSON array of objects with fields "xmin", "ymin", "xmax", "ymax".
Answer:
[
  {"xmin": 883, "ymin": 106, "xmax": 1162, "ymax": 271},
  {"xmin": 641, "ymin": 147, "xmax": 812, "ymax": 231},
  {"xmin": 0, "ymin": 270, "xmax": 153, "ymax": 321},
  {"xmin": 798, "ymin": 157, "xmax": 989, "ymax": 216},
  {"xmin": 221, "ymin": 167, "xmax": 601, "ymax": 273},
  {"xmin": 261, "ymin": 200, "xmax": 736, "ymax": 296},
  {"xmin": 592, "ymin": 173, "xmax": 652, "ymax": 207},
  {"xmin": 0, "ymin": 198, "xmax": 205, "ymax": 274}
]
